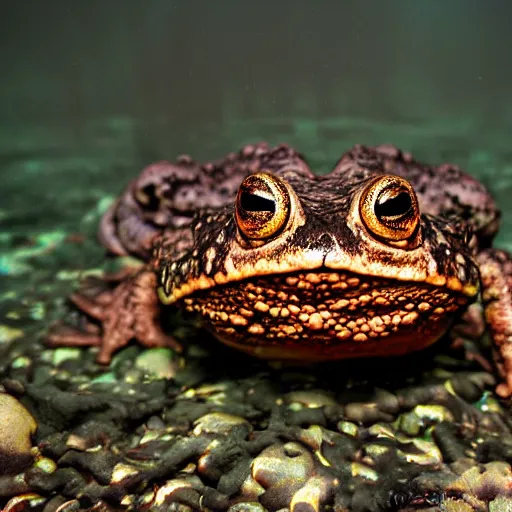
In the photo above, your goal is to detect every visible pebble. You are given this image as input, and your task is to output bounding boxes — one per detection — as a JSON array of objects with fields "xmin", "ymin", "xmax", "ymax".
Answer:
[
  {"xmin": 0, "ymin": 393, "xmax": 37, "ymax": 475},
  {"xmin": 397, "ymin": 439, "xmax": 443, "ymax": 465},
  {"xmin": 135, "ymin": 348, "xmax": 178, "ymax": 380},
  {"xmin": 34, "ymin": 456, "xmax": 57, "ymax": 473},
  {"xmin": 3, "ymin": 494, "xmax": 47, "ymax": 511},
  {"xmin": 413, "ymin": 404, "xmax": 454, "ymax": 423},
  {"xmin": 0, "ymin": 325, "xmax": 24, "ymax": 344},
  {"xmin": 193, "ymin": 412, "xmax": 251, "ymax": 436},
  {"xmin": 52, "ymin": 347, "xmax": 82, "ymax": 366},
  {"xmin": 228, "ymin": 503, "xmax": 267, "ymax": 512},
  {"xmin": 284, "ymin": 390, "xmax": 337, "ymax": 409},
  {"xmin": 337, "ymin": 421, "xmax": 359, "ymax": 437},
  {"xmin": 397, "ymin": 410, "xmax": 423, "ymax": 436},
  {"xmin": 489, "ymin": 496, "xmax": 512, "ymax": 511}
]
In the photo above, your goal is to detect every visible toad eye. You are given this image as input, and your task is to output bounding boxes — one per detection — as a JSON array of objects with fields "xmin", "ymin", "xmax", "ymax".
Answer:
[
  {"xmin": 360, "ymin": 175, "xmax": 420, "ymax": 243},
  {"xmin": 235, "ymin": 173, "xmax": 291, "ymax": 240}
]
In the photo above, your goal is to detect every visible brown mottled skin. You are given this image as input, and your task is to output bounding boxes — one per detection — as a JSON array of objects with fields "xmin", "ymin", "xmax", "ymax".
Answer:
[{"xmin": 48, "ymin": 143, "xmax": 512, "ymax": 397}]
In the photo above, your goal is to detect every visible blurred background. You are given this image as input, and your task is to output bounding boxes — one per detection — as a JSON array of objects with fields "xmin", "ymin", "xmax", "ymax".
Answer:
[{"xmin": 1, "ymin": 0, "xmax": 512, "ymax": 246}]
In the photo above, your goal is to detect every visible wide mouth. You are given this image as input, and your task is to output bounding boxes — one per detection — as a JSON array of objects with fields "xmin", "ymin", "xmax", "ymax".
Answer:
[
  {"xmin": 177, "ymin": 269, "xmax": 470, "ymax": 359},
  {"xmin": 160, "ymin": 246, "xmax": 479, "ymax": 308}
]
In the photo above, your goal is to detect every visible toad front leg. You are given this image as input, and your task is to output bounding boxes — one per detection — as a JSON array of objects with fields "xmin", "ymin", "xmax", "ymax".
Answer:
[
  {"xmin": 477, "ymin": 249, "xmax": 512, "ymax": 398},
  {"xmin": 48, "ymin": 269, "xmax": 182, "ymax": 364}
]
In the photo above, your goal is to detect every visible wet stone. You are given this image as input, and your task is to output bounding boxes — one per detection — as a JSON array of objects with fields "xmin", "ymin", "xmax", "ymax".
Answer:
[
  {"xmin": 193, "ymin": 412, "xmax": 252, "ymax": 436},
  {"xmin": 490, "ymin": 496, "xmax": 512, "ymax": 511},
  {"xmin": 344, "ymin": 402, "xmax": 394, "ymax": 424},
  {"xmin": 397, "ymin": 410, "xmax": 424, "ymax": 436},
  {"xmin": 146, "ymin": 415, "xmax": 166, "ymax": 431},
  {"xmin": 284, "ymin": 390, "xmax": 337, "ymax": 409},
  {"xmin": 337, "ymin": 421, "xmax": 359, "ymax": 437},
  {"xmin": 0, "ymin": 393, "xmax": 37, "ymax": 475},
  {"xmin": 228, "ymin": 502, "xmax": 268, "ymax": 512},
  {"xmin": 51, "ymin": 348, "xmax": 82, "ymax": 367},
  {"xmin": 397, "ymin": 438, "xmax": 443, "ymax": 465},
  {"xmin": 135, "ymin": 348, "xmax": 179, "ymax": 380}
]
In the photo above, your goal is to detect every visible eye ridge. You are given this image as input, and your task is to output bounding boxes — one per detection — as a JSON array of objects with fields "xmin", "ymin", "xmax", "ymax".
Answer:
[
  {"xmin": 240, "ymin": 191, "xmax": 276, "ymax": 213},
  {"xmin": 375, "ymin": 190, "xmax": 413, "ymax": 218}
]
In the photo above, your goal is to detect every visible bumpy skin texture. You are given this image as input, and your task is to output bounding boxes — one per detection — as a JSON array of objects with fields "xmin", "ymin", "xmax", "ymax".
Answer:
[
  {"xmin": 477, "ymin": 249, "xmax": 512, "ymax": 397},
  {"xmin": 48, "ymin": 143, "xmax": 512, "ymax": 397},
  {"xmin": 98, "ymin": 146, "xmax": 308, "ymax": 259}
]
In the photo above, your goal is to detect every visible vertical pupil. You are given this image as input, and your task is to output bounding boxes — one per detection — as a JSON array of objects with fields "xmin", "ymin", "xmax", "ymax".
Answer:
[
  {"xmin": 375, "ymin": 191, "xmax": 412, "ymax": 218},
  {"xmin": 240, "ymin": 191, "xmax": 275, "ymax": 213}
]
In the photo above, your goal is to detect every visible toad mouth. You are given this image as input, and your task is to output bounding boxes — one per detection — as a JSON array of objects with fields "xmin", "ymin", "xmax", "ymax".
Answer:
[{"xmin": 173, "ymin": 269, "xmax": 469, "ymax": 360}]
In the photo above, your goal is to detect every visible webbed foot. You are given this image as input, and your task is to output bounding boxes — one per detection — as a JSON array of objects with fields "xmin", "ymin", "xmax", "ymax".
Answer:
[{"xmin": 47, "ymin": 269, "xmax": 182, "ymax": 364}]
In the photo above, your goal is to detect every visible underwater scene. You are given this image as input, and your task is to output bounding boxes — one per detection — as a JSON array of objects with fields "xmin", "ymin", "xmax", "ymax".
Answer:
[{"xmin": 2, "ymin": 2, "xmax": 512, "ymax": 511}]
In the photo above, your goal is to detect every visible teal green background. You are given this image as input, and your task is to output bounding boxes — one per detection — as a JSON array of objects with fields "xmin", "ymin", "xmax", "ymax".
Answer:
[
  {"xmin": 2, "ymin": 1, "xmax": 512, "ymax": 248},
  {"xmin": 3, "ymin": 1, "xmax": 512, "ymax": 127}
]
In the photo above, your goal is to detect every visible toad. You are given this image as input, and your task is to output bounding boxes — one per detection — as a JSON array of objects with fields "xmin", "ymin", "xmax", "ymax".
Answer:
[{"xmin": 48, "ymin": 143, "xmax": 512, "ymax": 396}]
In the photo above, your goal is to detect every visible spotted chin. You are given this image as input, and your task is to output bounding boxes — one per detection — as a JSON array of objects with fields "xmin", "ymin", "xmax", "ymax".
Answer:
[{"xmin": 177, "ymin": 270, "xmax": 472, "ymax": 360}]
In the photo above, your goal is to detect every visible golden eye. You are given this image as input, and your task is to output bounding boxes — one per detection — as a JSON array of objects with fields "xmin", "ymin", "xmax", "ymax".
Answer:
[
  {"xmin": 235, "ymin": 173, "xmax": 290, "ymax": 240},
  {"xmin": 360, "ymin": 175, "xmax": 420, "ymax": 242}
]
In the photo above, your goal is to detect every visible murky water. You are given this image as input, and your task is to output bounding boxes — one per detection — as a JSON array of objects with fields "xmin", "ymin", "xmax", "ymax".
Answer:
[{"xmin": 2, "ymin": 1, "xmax": 512, "ymax": 248}]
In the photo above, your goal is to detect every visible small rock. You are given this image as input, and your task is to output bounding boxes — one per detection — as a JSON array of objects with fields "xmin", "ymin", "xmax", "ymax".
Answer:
[
  {"xmin": 338, "ymin": 421, "xmax": 359, "ymax": 437},
  {"xmin": 193, "ymin": 412, "xmax": 251, "ymax": 436},
  {"xmin": 490, "ymin": 496, "xmax": 512, "ymax": 512},
  {"xmin": 413, "ymin": 404, "xmax": 454, "ymax": 423},
  {"xmin": 52, "ymin": 347, "xmax": 82, "ymax": 366},
  {"xmin": 0, "ymin": 325, "xmax": 24, "ymax": 344},
  {"xmin": 284, "ymin": 390, "xmax": 337, "ymax": 409},
  {"xmin": 3, "ymin": 494, "xmax": 46, "ymax": 511},
  {"xmin": 228, "ymin": 503, "xmax": 267, "ymax": 512},
  {"xmin": 135, "ymin": 348, "xmax": 178, "ymax": 380},
  {"xmin": 0, "ymin": 393, "xmax": 37, "ymax": 475}
]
